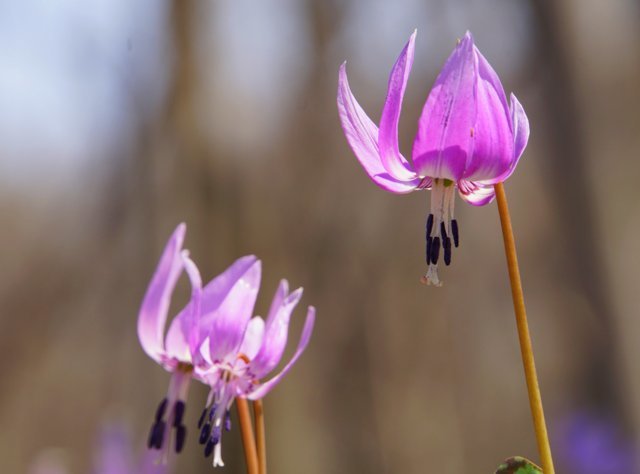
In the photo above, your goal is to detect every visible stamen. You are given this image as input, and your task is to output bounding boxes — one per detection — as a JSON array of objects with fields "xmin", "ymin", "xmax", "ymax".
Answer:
[
  {"xmin": 173, "ymin": 401, "xmax": 186, "ymax": 427},
  {"xmin": 444, "ymin": 237, "xmax": 452, "ymax": 266},
  {"xmin": 451, "ymin": 219, "xmax": 459, "ymax": 247},
  {"xmin": 440, "ymin": 222, "xmax": 447, "ymax": 240},
  {"xmin": 155, "ymin": 398, "xmax": 168, "ymax": 422},
  {"xmin": 426, "ymin": 237, "xmax": 432, "ymax": 263},
  {"xmin": 211, "ymin": 425, "xmax": 222, "ymax": 445},
  {"xmin": 147, "ymin": 420, "xmax": 165, "ymax": 449},
  {"xmin": 199, "ymin": 423, "xmax": 211, "ymax": 444},
  {"xmin": 431, "ymin": 237, "xmax": 441, "ymax": 264},
  {"xmin": 175, "ymin": 425, "xmax": 186, "ymax": 453},
  {"xmin": 204, "ymin": 439, "xmax": 215, "ymax": 458},
  {"xmin": 224, "ymin": 410, "xmax": 232, "ymax": 432},
  {"xmin": 198, "ymin": 408, "xmax": 207, "ymax": 429},
  {"xmin": 426, "ymin": 213, "xmax": 434, "ymax": 237}
]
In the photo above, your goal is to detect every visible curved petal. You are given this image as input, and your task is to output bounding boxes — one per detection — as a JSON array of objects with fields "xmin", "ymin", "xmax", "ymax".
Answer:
[
  {"xmin": 462, "ymin": 46, "xmax": 513, "ymax": 182},
  {"xmin": 378, "ymin": 30, "xmax": 419, "ymax": 181},
  {"xmin": 208, "ymin": 259, "xmax": 262, "ymax": 362},
  {"xmin": 337, "ymin": 63, "xmax": 421, "ymax": 194},
  {"xmin": 238, "ymin": 316, "xmax": 265, "ymax": 360},
  {"xmin": 458, "ymin": 180, "xmax": 495, "ymax": 206},
  {"xmin": 412, "ymin": 32, "xmax": 476, "ymax": 181},
  {"xmin": 164, "ymin": 251, "xmax": 203, "ymax": 363},
  {"xmin": 511, "ymin": 93, "xmax": 530, "ymax": 164},
  {"xmin": 137, "ymin": 224, "xmax": 186, "ymax": 364},
  {"xmin": 247, "ymin": 306, "xmax": 315, "ymax": 400},
  {"xmin": 249, "ymin": 286, "xmax": 303, "ymax": 378}
]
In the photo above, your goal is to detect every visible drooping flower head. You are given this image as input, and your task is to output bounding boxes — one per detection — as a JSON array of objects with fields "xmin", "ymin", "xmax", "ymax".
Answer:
[
  {"xmin": 337, "ymin": 30, "xmax": 530, "ymax": 285},
  {"xmin": 137, "ymin": 223, "xmax": 203, "ymax": 458},
  {"xmin": 191, "ymin": 257, "xmax": 316, "ymax": 467}
]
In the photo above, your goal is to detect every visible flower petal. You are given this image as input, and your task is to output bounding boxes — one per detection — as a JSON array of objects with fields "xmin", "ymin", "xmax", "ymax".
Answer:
[
  {"xmin": 164, "ymin": 251, "xmax": 203, "ymax": 363},
  {"xmin": 458, "ymin": 179, "xmax": 495, "ymax": 206},
  {"xmin": 378, "ymin": 30, "xmax": 420, "ymax": 182},
  {"xmin": 137, "ymin": 224, "xmax": 186, "ymax": 364},
  {"xmin": 247, "ymin": 306, "xmax": 315, "ymax": 400},
  {"xmin": 461, "ymin": 45, "xmax": 513, "ymax": 182},
  {"xmin": 249, "ymin": 283, "xmax": 303, "ymax": 378},
  {"xmin": 238, "ymin": 316, "xmax": 265, "ymax": 360},
  {"xmin": 337, "ymin": 63, "xmax": 421, "ymax": 194},
  {"xmin": 208, "ymin": 258, "xmax": 262, "ymax": 362},
  {"xmin": 412, "ymin": 32, "xmax": 476, "ymax": 181}
]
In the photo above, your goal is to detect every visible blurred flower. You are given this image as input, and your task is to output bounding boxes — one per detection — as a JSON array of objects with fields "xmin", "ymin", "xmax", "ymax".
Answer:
[
  {"xmin": 554, "ymin": 411, "xmax": 638, "ymax": 474},
  {"xmin": 95, "ymin": 423, "xmax": 169, "ymax": 474},
  {"xmin": 137, "ymin": 223, "xmax": 203, "ymax": 457},
  {"xmin": 29, "ymin": 423, "xmax": 170, "ymax": 474},
  {"xmin": 337, "ymin": 30, "xmax": 529, "ymax": 285},
  {"xmin": 193, "ymin": 258, "xmax": 316, "ymax": 467}
]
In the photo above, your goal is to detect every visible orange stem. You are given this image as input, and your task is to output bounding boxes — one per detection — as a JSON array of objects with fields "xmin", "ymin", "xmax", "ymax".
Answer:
[
  {"xmin": 253, "ymin": 400, "xmax": 267, "ymax": 474},
  {"xmin": 495, "ymin": 182, "xmax": 555, "ymax": 474},
  {"xmin": 236, "ymin": 398, "xmax": 259, "ymax": 474}
]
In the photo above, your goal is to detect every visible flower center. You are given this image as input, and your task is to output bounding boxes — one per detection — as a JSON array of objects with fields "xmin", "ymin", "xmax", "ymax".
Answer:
[
  {"xmin": 421, "ymin": 178, "xmax": 460, "ymax": 286},
  {"xmin": 197, "ymin": 353, "xmax": 252, "ymax": 467}
]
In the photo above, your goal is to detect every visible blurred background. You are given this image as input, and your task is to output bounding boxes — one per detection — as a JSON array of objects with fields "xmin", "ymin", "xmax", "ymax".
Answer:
[{"xmin": 1, "ymin": 0, "xmax": 639, "ymax": 473}]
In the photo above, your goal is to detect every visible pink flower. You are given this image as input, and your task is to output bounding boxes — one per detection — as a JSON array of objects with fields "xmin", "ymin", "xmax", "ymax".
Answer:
[{"xmin": 338, "ymin": 31, "xmax": 530, "ymax": 285}]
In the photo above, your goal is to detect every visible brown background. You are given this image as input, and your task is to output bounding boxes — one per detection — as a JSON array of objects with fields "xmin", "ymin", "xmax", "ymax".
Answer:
[{"xmin": 1, "ymin": 0, "xmax": 639, "ymax": 473}]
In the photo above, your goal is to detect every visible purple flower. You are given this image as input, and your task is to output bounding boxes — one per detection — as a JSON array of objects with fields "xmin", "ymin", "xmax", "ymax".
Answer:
[
  {"xmin": 337, "ymin": 30, "xmax": 530, "ymax": 285},
  {"xmin": 554, "ymin": 412, "xmax": 638, "ymax": 474},
  {"xmin": 192, "ymin": 259, "xmax": 315, "ymax": 467},
  {"xmin": 137, "ymin": 223, "xmax": 203, "ymax": 457}
]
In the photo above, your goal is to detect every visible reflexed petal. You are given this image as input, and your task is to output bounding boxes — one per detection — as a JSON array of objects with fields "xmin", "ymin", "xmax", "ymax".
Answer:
[
  {"xmin": 338, "ymin": 63, "xmax": 421, "ymax": 194},
  {"xmin": 164, "ymin": 252, "xmax": 202, "ymax": 363},
  {"xmin": 208, "ymin": 259, "xmax": 262, "ymax": 362},
  {"xmin": 137, "ymin": 224, "xmax": 186, "ymax": 364},
  {"xmin": 378, "ymin": 30, "xmax": 420, "ymax": 181},
  {"xmin": 461, "ymin": 46, "xmax": 513, "ymax": 182},
  {"xmin": 412, "ymin": 32, "xmax": 476, "ymax": 181},
  {"xmin": 238, "ymin": 317, "xmax": 265, "ymax": 360},
  {"xmin": 511, "ymin": 93, "xmax": 530, "ymax": 163},
  {"xmin": 458, "ymin": 179, "xmax": 495, "ymax": 206},
  {"xmin": 247, "ymin": 306, "xmax": 315, "ymax": 400},
  {"xmin": 249, "ymin": 286, "xmax": 303, "ymax": 378}
]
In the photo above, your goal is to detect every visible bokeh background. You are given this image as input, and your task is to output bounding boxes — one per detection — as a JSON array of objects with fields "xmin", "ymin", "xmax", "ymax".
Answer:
[{"xmin": 1, "ymin": 0, "xmax": 640, "ymax": 473}]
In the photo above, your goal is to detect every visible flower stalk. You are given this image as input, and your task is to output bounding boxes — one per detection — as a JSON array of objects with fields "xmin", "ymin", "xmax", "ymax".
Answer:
[
  {"xmin": 236, "ymin": 398, "xmax": 259, "ymax": 474},
  {"xmin": 495, "ymin": 182, "xmax": 555, "ymax": 474},
  {"xmin": 253, "ymin": 400, "xmax": 267, "ymax": 474}
]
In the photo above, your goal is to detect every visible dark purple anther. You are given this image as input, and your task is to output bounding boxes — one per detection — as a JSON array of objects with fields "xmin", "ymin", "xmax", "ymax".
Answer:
[
  {"xmin": 173, "ymin": 401, "xmax": 186, "ymax": 427},
  {"xmin": 155, "ymin": 398, "xmax": 168, "ymax": 422},
  {"xmin": 443, "ymin": 237, "xmax": 452, "ymax": 266},
  {"xmin": 175, "ymin": 425, "xmax": 186, "ymax": 453},
  {"xmin": 426, "ymin": 213, "xmax": 434, "ymax": 237},
  {"xmin": 224, "ymin": 410, "xmax": 232, "ymax": 432},
  {"xmin": 147, "ymin": 421, "xmax": 165, "ymax": 450},
  {"xmin": 199, "ymin": 423, "xmax": 211, "ymax": 444},
  {"xmin": 204, "ymin": 439, "xmax": 215, "ymax": 458},
  {"xmin": 198, "ymin": 408, "xmax": 207, "ymax": 429},
  {"xmin": 209, "ymin": 404, "xmax": 218, "ymax": 421},
  {"xmin": 211, "ymin": 425, "xmax": 221, "ymax": 445},
  {"xmin": 451, "ymin": 219, "xmax": 459, "ymax": 247},
  {"xmin": 440, "ymin": 222, "xmax": 447, "ymax": 239},
  {"xmin": 431, "ymin": 237, "xmax": 441, "ymax": 264}
]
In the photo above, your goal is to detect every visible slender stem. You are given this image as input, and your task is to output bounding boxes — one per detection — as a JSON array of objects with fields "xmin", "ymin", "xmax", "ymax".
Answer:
[
  {"xmin": 494, "ymin": 183, "xmax": 555, "ymax": 474},
  {"xmin": 236, "ymin": 398, "xmax": 260, "ymax": 474},
  {"xmin": 253, "ymin": 400, "xmax": 267, "ymax": 474}
]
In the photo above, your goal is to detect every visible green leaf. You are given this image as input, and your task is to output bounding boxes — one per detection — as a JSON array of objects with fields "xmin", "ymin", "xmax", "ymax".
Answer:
[{"xmin": 495, "ymin": 456, "xmax": 543, "ymax": 474}]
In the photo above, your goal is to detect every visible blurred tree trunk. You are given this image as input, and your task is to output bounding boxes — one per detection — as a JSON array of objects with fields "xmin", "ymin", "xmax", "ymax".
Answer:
[{"xmin": 529, "ymin": 0, "xmax": 629, "ymax": 423}]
